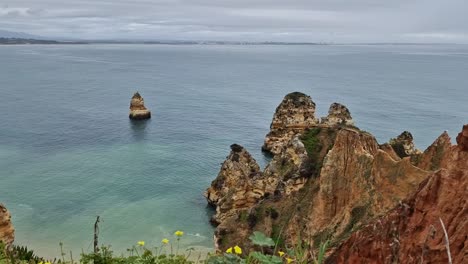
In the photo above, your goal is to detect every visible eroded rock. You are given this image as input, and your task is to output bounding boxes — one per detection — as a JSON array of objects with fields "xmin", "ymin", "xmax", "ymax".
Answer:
[
  {"xmin": 321, "ymin": 102, "xmax": 354, "ymax": 126},
  {"xmin": 456, "ymin": 124, "xmax": 468, "ymax": 151},
  {"xmin": 262, "ymin": 92, "xmax": 319, "ymax": 155},
  {"xmin": 0, "ymin": 204, "xmax": 14, "ymax": 247},
  {"xmin": 129, "ymin": 92, "xmax": 151, "ymax": 120},
  {"xmin": 328, "ymin": 126, "xmax": 468, "ymax": 264},
  {"xmin": 389, "ymin": 131, "xmax": 421, "ymax": 158}
]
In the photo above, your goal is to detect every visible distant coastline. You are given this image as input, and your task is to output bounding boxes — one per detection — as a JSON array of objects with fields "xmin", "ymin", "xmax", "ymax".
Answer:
[
  {"xmin": 0, "ymin": 37, "xmax": 87, "ymax": 45},
  {"xmin": 1, "ymin": 37, "xmax": 461, "ymax": 46}
]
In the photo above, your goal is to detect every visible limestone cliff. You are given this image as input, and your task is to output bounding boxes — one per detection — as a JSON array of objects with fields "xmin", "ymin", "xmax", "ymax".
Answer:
[
  {"xmin": 0, "ymin": 204, "xmax": 14, "ymax": 247},
  {"xmin": 205, "ymin": 144, "xmax": 263, "ymax": 226},
  {"xmin": 262, "ymin": 92, "xmax": 319, "ymax": 155},
  {"xmin": 129, "ymin": 92, "xmax": 151, "ymax": 120},
  {"xmin": 328, "ymin": 125, "xmax": 468, "ymax": 264},
  {"xmin": 206, "ymin": 92, "xmax": 436, "ymax": 255}
]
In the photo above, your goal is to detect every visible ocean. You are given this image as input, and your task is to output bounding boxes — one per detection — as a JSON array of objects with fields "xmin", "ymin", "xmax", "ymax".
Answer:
[{"xmin": 0, "ymin": 44, "xmax": 467, "ymax": 257}]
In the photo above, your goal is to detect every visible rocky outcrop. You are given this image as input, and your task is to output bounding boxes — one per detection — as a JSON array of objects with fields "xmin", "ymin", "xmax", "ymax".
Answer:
[
  {"xmin": 206, "ymin": 92, "xmax": 436, "ymax": 254},
  {"xmin": 328, "ymin": 125, "xmax": 468, "ymax": 264},
  {"xmin": 321, "ymin": 103, "xmax": 354, "ymax": 126},
  {"xmin": 262, "ymin": 92, "xmax": 319, "ymax": 155},
  {"xmin": 389, "ymin": 131, "xmax": 421, "ymax": 158},
  {"xmin": 205, "ymin": 144, "xmax": 263, "ymax": 226},
  {"xmin": 129, "ymin": 92, "xmax": 151, "ymax": 120},
  {"xmin": 415, "ymin": 131, "xmax": 452, "ymax": 171},
  {"xmin": 0, "ymin": 204, "xmax": 14, "ymax": 247},
  {"xmin": 456, "ymin": 124, "xmax": 468, "ymax": 151}
]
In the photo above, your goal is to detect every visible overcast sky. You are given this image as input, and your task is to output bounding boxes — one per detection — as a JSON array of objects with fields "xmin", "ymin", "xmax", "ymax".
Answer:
[{"xmin": 1, "ymin": 0, "xmax": 467, "ymax": 42}]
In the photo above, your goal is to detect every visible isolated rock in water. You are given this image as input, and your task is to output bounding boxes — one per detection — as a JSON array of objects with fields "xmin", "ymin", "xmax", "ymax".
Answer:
[
  {"xmin": 0, "ymin": 204, "xmax": 14, "ymax": 247},
  {"xmin": 456, "ymin": 124, "xmax": 468, "ymax": 151},
  {"xmin": 389, "ymin": 131, "xmax": 421, "ymax": 158},
  {"xmin": 129, "ymin": 92, "xmax": 151, "ymax": 120},
  {"xmin": 262, "ymin": 92, "xmax": 319, "ymax": 155},
  {"xmin": 328, "ymin": 125, "xmax": 468, "ymax": 264},
  {"xmin": 321, "ymin": 102, "xmax": 354, "ymax": 126}
]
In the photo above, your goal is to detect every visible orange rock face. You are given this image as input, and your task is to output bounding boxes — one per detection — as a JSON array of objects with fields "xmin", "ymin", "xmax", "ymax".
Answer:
[
  {"xmin": 206, "ymin": 92, "xmax": 436, "ymax": 254},
  {"xmin": 327, "ymin": 125, "xmax": 468, "ymax": 264},
  {"xmin": 0, "ymin": 204, "xmax": 14, "ymax": 246}
]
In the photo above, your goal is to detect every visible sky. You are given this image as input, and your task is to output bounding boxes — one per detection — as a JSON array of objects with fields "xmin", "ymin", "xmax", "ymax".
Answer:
[{"xmin": 1, "ymin": 0, "xmax": 468, "ymax": 42}]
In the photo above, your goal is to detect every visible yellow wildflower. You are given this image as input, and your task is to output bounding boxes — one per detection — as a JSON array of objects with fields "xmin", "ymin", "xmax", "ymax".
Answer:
[
  {"xmin": 278, "ymin": 251, "xmax": 285, "ymax": 257},
  {"xmin": 286, "ymin": 257, "xmax": 293, "ymax": 263},
  {"xmin": 161, "ymin": 238, "xmax": 169, "ymax": 244},
  {"xmin": 234, "ymin": 245, "xmax": 242, "ymax": 255},
  {"xmin": 174, "ymin": 230, "xmax": 184, "ymax": 237},
  {"xmin": 45, "ymin": 262, "xmax": 51, "ymax": 264},
  {"xmin": 137, "ymin": 241, "xmax": 145, "ymax": 246},
  {"xmin": 226, "ymin": 247, "xmax": 233, "ymax": 254},
  {"xmin": 38, "ymin": 262, "xmax": 43, "ymax": 264}
]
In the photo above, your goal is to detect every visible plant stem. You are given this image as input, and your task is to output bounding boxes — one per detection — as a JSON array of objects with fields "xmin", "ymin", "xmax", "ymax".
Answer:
[{"xmin": 439, "ymin": 217, "xmax": 452, "ymax": 264}]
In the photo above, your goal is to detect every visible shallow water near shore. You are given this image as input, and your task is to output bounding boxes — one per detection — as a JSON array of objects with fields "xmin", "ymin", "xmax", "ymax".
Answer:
[{"xmin": 0, "ymin": 44, "xmax": 467, "ymax": 257}]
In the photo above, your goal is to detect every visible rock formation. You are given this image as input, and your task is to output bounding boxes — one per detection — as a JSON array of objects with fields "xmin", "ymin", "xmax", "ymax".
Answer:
[
  {"xmin": 321, "ymin": 102, "xmax": 354, "ymax": 126},
  {"xmin": 206, "ymin": 92, "xmax": 442, "ymax": 255},
  {"xmin": 456, "ymin": 124, "xmax": 468, "ymax": 150},
  {"xmin": 0, "ymin": 204, "xmax": 14, "ymax": 247},
  {"xmin": 129, "ymin": 92, "xmax": 151, "ymax": 120},
  {"xmin": 328, "ymin": 125, "xmax": 468, "ymax": 264},
  {"xmin": 262, "ymin": 92, "xmax": 319, "ymax": 155},
  {"xmin": 389, "ymin": 131, "xmax": 422, "ymax": 158},
  {"xmin": 205, "ymin": 144, "xmax": 263, "ymax": 226},
  {"xmin": 414, "ymin": 131, "xmax": 452, "ymax": 171}
]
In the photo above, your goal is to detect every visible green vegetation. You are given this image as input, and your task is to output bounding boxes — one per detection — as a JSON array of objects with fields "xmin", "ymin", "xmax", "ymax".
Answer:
[
  {"xmin": 300, "ymin": 128, "xmax": 323, "ymax": 175},
  {"xmin": 0, "ymin": 231, "xmax": 330, "ymax": 264}
]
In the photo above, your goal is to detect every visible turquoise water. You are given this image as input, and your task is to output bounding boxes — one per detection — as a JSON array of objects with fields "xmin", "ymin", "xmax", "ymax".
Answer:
[{"xmin": 0, "ymin": 44, "xmax": 467, "ymax": 257}]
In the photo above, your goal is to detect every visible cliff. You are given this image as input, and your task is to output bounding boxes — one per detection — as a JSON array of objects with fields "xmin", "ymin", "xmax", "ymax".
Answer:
[
  {"xmin": 328, "ymin": 125, "xmax": 468, "ymax": 264},
  {"xmin": 129, "ymin": 92, "xmax": 151, "ymax": 120},
  {"xmin": 0, "ymin": 204, "xmax": 14, "ymax": 247},
  {"xmin": 205, "ymin": 92, "xmax": 456, "ymax": 258}
]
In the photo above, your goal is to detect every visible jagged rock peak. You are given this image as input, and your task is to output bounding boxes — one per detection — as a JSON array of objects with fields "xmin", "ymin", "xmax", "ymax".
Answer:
[
  {"xmin": 263, "ymin": 92, "xmax": 319, "ymax": 155},
  {"xmin": 456, "ymin": 124, "xmax": 468, "ymax": 151},
  {"xmin": 230, "ymin": 143, "xmax": 244, "ymax": 153},
  {"xmin": 129, "ymin": 91, "xmax": 151, "ymax": 120},
  {"xmin": 414, "ymin": 131, "xmax": 452, "ymax": 171},
  {"xmin": 389, "ymin": 131, "xmax": 421, "ymax": 157},
  {"xmin": 205, "ymin": 144, "xmax": 261, "ymax": 207},
  {"xmin": 321, "ymin": 102, "xmax": 354, "ymax": 126},
  {"xmin": 0, "ymin": 203, "xmax": 14, "ymax": 247},
  {"xmin": 132, "ymin": 92, "xmax": 142, "ymax": 99}
]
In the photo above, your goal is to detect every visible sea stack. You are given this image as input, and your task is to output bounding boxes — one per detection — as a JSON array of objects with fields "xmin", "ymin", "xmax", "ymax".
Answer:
[
  {"xmin": 262, "ymin": 92, "xmax": 319, "ymax": 155},
  {"xmin": 129, "ymin": 92, "xmax": 151, "ymax": 120}
]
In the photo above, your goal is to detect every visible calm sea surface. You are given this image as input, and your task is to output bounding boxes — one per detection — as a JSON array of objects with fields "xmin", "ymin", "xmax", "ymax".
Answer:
[{"xmin": 0, "ymin": 44, "xmax": 467, "ymax": 257}]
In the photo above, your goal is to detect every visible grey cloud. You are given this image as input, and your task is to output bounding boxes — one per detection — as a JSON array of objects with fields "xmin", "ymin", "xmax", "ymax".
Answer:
[{"xmin": 0, "ymin": 0, "xmax": 467, "ymax": 42}]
